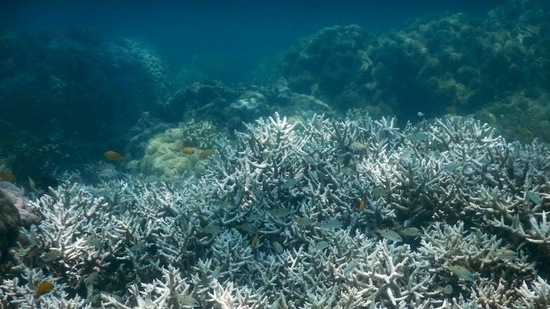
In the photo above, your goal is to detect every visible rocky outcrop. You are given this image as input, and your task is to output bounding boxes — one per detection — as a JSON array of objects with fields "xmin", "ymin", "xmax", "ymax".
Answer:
[
  {"xmin": 0, "ymin": 186, "xmax": 20, "ymax": 260},
  {"xmin": 0, "ymin": 181, "xmax": 39, "ymax": 260}
]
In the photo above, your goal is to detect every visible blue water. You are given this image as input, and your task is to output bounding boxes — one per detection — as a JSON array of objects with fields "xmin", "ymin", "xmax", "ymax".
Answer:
[
  {"xmin": 2, "ymin": 0, "xmax": 534, "ymax": 183},
  {"xmin": 1, "ymin": 0, "xmax": 504, "ymax": 83}
]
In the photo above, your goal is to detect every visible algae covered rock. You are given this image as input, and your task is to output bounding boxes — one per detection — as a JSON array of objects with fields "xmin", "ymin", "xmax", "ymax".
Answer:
[
  {"xmin": 0, "ymin": 181, "xmax": 38, "ymax": 227},
  {"xmin": 279, "ymin": 25, "xmax": 369, "ymax": 109},
  {"xmin": 0, "ymin": 185, "xmax": 21, "ymax": 259},
  {"xmin": 276, "ymin": 1, "xmax": 550, "ymax": 142}
]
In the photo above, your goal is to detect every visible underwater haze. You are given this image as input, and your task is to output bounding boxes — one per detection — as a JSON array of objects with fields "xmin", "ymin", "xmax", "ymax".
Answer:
[
  {"xmin": 1, "ymin": 0, "xmax": 505, "ymax": 83},
  {"xmin": 0, "ymin": 0, "xmax": 548, "ymax": 182}
]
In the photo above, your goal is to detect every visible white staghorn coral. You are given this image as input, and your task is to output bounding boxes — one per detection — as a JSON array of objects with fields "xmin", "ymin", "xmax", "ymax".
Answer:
[
  {"xmin": 2, "ymin": 113, "xmax": 550, "ymax": 307},
  {"xmin": 102, "ymin": 265, "xmax": 200, "ymax": 309}
]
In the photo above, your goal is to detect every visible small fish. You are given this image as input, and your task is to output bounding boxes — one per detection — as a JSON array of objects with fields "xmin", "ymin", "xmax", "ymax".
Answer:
[
  {"xmin": 41, "ymin": 250, "xmax": 62, "ymax": 262},
  {"xmin": 85, "ymin": 236, "xmax": 103, "ymax": 249},
  {"xmin": 444, "ymin": 162, "xmax": 461, "ymax": 172},
  {"xmin": 129, "ymin": 241, "xmax": 147, "ymax": 253},
  {"xmin": 349, "ymin": 141, "xmax": 367, "ymax": 152},
  {"xmin": 398, "ymin": 227, "xmax": 422, "ymax": 237},
  {"xmin": 201, "ymin": 224, "xmax": 221, "ymax": 235},
  {"xmin": 358, "ymin": 198, "xmax": 365, "ymax": 212},
  {"xmin": 272, "ymin": 240, "xmax": 284, "ymax": 253},
  {"xmin": 199, "ymin": 149, "xmax": 214, "ymax": 160},
  {"xmin": 28, "ymin": 177, "xmax": 36, "ymax": 191},
  {"xmin": 35, "ymin": 281, "xmax": 55, "ymax": 295},
  {"xmin": 340, "ymin": 166, "xmax": 355, "ymax": 175},
  {"xmin": 375, "ymin": 228, "xmax": 403, "ymax": 242},
  {"xmin": 247, "ymin": 213, "xmax": 262, "ymax": 222},
  {"xmin": 437, "ymin": 284, "xmax": 453, "ymax": 295},
  {"xmin": 495, "ymin": 249, "xmax": 517, "ymax": 261},
  {"xmin": 269, "ymin": 208, "xmax": 291, "ymax": 218},
  {"xmin": 527, "ymin": 191, "xmax": 542, "ymax": 205},
  {"xmin": 315, "ymin": 240, "xmax": 330, "ymax": 250},
  {"xmin": 0, "ymin": 171, "xmax": 16, "ymax": 182},
  {"xmin": 447, "ymin": 264, "xmax": 474, "ymax": 281},
  {"xmin": 178, "ymin": 295, "xmax": 199, "ymax": 307},
  {"xmin": 343, "ymin": 260, "xmax": 358, "ymax": 276},
  {"xmin": 181, "ymin": 146, "xmax": 195, "ymax": 155},
  {"xmin": 371, "ymin": 186, "xmax": 387, "ymax": 198},
  {"xmin": 408, "ymin": 132, "xmax": 429, "ymax": 142},
  {"xmin": 303, "ymin": 155, "xmax": 318, "ymax": 166},
  {"xmin": 98, "ymin": 167, "xmax": 119, "ymax": 179},
  {"xmin": 104, "ymin": 150, "xmax": 122, "ymax": 162},
  {"xmin": 281, "ymin": 179, "xmax": 297, "ymax": 189},
  {"xmin": 317, "ymin": 219, "xmax": 342, "ymax": 229},
  {"xmin": 252, "ymin": 230, "xmax": 260, "ymax": 248},
  {"xmin": 294, "ymin": 216, "xmax": 316, "ymax": 226},
  {"xmin": 235, "ymin": 223, "xmax": 256, "ymax": 234}
]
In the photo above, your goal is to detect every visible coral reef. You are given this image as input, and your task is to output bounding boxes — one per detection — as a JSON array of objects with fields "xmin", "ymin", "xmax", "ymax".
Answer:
[
  {"xmin": 1, "ymin": 0, "xmax": 549, "ymax": 193},
  {"xmin": 163, "ymin": 81, "xmax": 336, "ymax": 133},
  {"xmin": 0, "ymin": 180, "xmax": 40, "ymax": 260},
  {"xmin": 1, "ymin": 113, "xmax": 550, "ymax": 307},
  {"xmin": 278, "ymin": 24, "xmax": 370, "ymax": 110},
  {"xmin": 2, "ymin": 1, "xmax": 550, "ymax": 307},
  {"xmin": 0, "ymin": 182, "xmax": 39, "ymax": 227},
  {"xmin": 276, "ymin": 0, "xmax": 550, "ymax": 142},
  {"xmin": 0, "ymin": 30, "xmax": 172, "ymax": 178},
  {"xmin": 162, "ymin": 81, "xmax": 243, "ymax": 127},
  {"xmin": 0, "ymin": 187, "xmax": 20, "ymax": 261},
  {"xmin": 476, "ymin": 92, "xmax": 550, "ymax": 143},
  {"xmin": 138, "ymin": 119, "xmax": 225, "ymax": 181}
]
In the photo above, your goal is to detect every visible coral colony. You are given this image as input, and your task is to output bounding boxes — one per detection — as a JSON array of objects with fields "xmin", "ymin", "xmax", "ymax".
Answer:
[
  {"xmin": 1, "ymin": 1, "xmax": 550, "ymax": 307},
  {"xmin": 2, "ymin": 113, "xmax": 550, "ymax": 308}
]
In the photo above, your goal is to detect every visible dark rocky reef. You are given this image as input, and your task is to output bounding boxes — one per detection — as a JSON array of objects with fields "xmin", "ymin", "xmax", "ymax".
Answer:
[
  {"xmin": 0, "ymin": 188, "xmax": 19, "ymax": 261},
  {"xmin": 0, "ymin": 181, "xmax": 39, "ymax": 261},
  {"xmin": 163, "ymin": 80, "xmax": 336, "ymax": 133},
  {"xmin": 276, "ymin": 0, "xmax": 550, "ymax": 142},
  {"xmin": 0, "ymin": 29, "xmax": 172, "ymax": 178}
]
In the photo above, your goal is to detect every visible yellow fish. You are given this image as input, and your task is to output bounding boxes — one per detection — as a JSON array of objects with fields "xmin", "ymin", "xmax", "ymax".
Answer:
[
  {"xmin": 35, "ymin": 281, "xmax": 55, "ymax": 295},
  {"xmin": 252, "ymin": 230, "xmax": 260, "ymax": 248},
  {"xmin": 0, "ymin": 170, "xmax": 16, "ymax": 182},
  {"xmin": 181, "ymin": 146, "xmax": 195, "ymax": 155},
  {"xmin": 28, "ymin": 176, "xmax": 36, "ymax": 191},
  {"xmin": 358, "ymin": 198, "xmax": 365, "ymax": 212},
  {"xmin": 349, "ymin": 141, "xmax": 367, "ymax": 151},
  {"xmin": 104, "ymin": 150, "xmax": 122, "ymax": 162},
  {"xmin": 199, "ymin": 149, "xmax": 214, "ymax": 160}
]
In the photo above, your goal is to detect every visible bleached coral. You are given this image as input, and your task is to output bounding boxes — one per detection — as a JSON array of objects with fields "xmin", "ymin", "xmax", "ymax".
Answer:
[
  {"xmin": 102, "ymin": 265, "xmax": 199, "ymax": 309},
  {"xmin": 0, "ymin": 267, "xmax": 90, "ymax": 308},
  {"xmin": 2, "ymin": 113, "xmax": 550, "ymax": 308}
]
